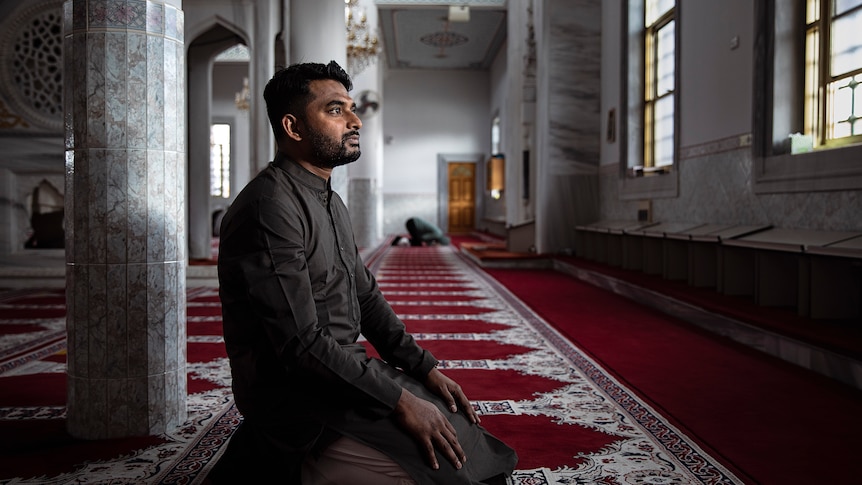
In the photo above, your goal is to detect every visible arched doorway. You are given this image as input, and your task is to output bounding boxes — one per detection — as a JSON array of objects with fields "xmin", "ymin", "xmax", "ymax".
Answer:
[{"xmin": 187, "ymin": 24, "xmax": 249, "ymax": 260}]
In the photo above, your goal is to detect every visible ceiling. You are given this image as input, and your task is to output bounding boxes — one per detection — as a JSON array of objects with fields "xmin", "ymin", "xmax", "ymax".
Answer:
[{"xmin": 374, "ymin": 2, "xmax": 507, "ymax": 71}]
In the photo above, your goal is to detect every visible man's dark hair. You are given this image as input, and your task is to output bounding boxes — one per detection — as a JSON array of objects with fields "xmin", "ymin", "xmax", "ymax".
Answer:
[{"xmin": 263, "ymin": 60, "xmax": 353, "ymax": 141}]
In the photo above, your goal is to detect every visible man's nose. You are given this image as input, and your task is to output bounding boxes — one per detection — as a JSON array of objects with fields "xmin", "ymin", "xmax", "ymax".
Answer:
[{"xmin": 349, "ymin": 110, "xmax": 362, "ymax": 129}]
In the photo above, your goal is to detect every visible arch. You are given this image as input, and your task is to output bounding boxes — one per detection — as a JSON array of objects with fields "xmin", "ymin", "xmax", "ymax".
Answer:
[
  {"xmin": 186, "ymin": 20, "xmax": 250, "ymax": 260},
  {"xmin": 185, "ymin": 14, "xmax": 250, "ymax": 53}
]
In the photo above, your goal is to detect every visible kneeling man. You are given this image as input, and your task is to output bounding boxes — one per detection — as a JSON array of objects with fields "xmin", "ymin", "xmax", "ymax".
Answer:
[{"xmin": 213, "ymin": 60, "xmax": 517, "ymax": 484}]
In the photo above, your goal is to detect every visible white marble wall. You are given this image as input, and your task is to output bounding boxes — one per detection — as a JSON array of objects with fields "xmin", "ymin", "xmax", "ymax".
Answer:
[
  {"xmin": 383, "ymin": 193, "xmax": 439, "ymax": 237},
  {"xmin": 600, "ymin": 143, "xmax": 862, "ymax": 232},
  {"xmin": 535, "ymin": 0, "xmax": 601, "ymax": 254},
  {"xmin": 63, "ymin": 0, "xmax": 187, "ymax": 439}
]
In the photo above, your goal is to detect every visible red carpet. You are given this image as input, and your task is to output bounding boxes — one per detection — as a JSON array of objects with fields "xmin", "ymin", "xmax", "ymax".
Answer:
[
  {"xmin": 556, "ymin": 255, "xmax": 862, "ymax": 359},
  {"xmin": 7, "ymin": 240, "xmax": 846, "ymax": 483},
  {"xmin": 483, "ymin": 266, "xmax": 862, "ymax": 484},
  {"xmin": 373, "ymin": 245, "xmax": 744, "ymax": 483},
  {"xmin": 0, "ymin": 287, "xmax": 235, "ymax": 484}
]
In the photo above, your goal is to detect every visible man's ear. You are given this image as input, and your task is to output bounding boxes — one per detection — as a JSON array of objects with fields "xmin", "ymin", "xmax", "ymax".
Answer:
[{"xmin": 282, "ymin": 114, "xmax": 302, "ymax": 141}]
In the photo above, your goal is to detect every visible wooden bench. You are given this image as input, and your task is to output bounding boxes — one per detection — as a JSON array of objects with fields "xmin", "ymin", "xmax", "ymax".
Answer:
[
  {"xmin": 574, "ymin": 221, "xmax": 657, "ymax": 267},
  {"xmin": 675, "ymin": 224, "xmax": 772, "ymax": 289},
  {"xmin": 576, "ymin": 220, "xmax": 862, "ymax": 320},
  {"xmin": 722, "ymin": 229, "xmax": 862, "ymax": 319},
  {"xmin": 623, "ymin": 222, "xmax": 708, "ymax": 275}
]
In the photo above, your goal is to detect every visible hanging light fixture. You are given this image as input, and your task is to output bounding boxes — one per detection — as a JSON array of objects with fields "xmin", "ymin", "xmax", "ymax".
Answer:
[
  {"xmin": 235, "ymin": 77, "xmax": 250, "ymax": 111},
  {"xmin": 448, "ymin": 5, "xmax": 470, "ymax": 22},
  {"xmin": 345, "ymin": 0, "xmax": 381, "ymax": 76}
]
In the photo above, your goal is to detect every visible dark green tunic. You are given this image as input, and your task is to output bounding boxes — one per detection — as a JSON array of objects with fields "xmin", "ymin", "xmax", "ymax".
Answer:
[{"xmin": 215, "ymin": 154, "xmax": 516, "ymax": 484}]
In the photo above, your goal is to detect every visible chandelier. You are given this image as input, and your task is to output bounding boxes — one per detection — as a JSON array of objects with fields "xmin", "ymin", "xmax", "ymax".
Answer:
[{"xmin": 345, "ymin": 0, "xmax": 381, "ymax": 76}]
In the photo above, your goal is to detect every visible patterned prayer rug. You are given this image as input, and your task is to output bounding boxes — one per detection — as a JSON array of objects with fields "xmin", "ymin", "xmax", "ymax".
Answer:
[
  {"xmin": 372, "ymin": 245, "xmax": 743, "ymax": 485},
  {"xmin": 0, "ymin": 287, "xmax": 236, "ymax": 485},
  {"xmin": 0, "ymin": 242, "xmax": 743, "ymax": 484}
]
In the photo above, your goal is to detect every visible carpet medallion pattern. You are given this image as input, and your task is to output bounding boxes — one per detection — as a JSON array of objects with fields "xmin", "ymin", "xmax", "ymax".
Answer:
[
  {"xmin": 0, "ymin": 245, "xmax": 742, "ymax": 484},
  {"xmin": 0, "ymin": 287, "xmax": 237, "ymax": 484},
  {"xmin": 374, "ymin": 246, "xmax": 742, "ymax": 485}
]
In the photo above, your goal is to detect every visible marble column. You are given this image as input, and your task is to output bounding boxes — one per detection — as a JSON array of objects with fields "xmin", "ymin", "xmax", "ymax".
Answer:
[
  {"xmin": 534, "ymin": 0, "xmax": 601, "ymax": 254},
  {"xmin": 347, "ymin": 0, "xmax": 384, "ymax": 249},
  {"xmin": 63, "ymin": 0, "xmax": 187, "ymax": 439},
  {"xmin": 290, "ymin": 0, "xmax": 349, "ymax": 198},
  {"xmin": 251, "ymin": 0, "xmax": 278, "ymax": 175},
  {"xmin": 347, "ymin": 101, "xmax": 384, "ymax": 248},
  {"xmin": 0, "ymin": 168, "xmax": 15, "ymax": 255},
  {"xmin": 185, "ymin": 50, "xmax": 211, "ymax": 261},
  {"xmin": 504, "ymin": 0, "xmax": 538, "ymax": 227},
  {"xmin": 187, "ymin": 29, "xmax": 240, "ymax": 261}
]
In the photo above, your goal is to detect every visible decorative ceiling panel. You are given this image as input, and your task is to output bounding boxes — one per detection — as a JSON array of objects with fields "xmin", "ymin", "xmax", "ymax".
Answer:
[
  {"xmin": 375, "ymin": 0, "xmax": 505, "ymax": 6},
  {"xmin": 377, "ymin": 6, "xmax": 506, "ymax": 70}
]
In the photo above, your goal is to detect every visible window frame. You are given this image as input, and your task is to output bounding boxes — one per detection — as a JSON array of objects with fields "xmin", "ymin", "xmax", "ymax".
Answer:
[
  {"xmin": 644, "ymin": 6, "xmax": 675, "ymax": 169},
  {"xmin": 619, "ymin": 0, "xmax": 680, "ymax": 200},
  {"xmin": 805, "ymin": 0, "xmax": 862, "ymax": 147},
  {"xmin": 753, "ymin": 0, "xmax": 862, "ymax": 193}
]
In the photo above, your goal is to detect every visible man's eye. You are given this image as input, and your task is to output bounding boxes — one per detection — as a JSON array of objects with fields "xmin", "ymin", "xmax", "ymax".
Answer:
[{"xmin": 330, "ymin": 107, "xmax": 342, "ymax": 114}]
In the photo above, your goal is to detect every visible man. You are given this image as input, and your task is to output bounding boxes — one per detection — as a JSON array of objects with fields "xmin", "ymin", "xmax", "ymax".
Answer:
[
  {"xmin": 213, "ymin": 61, "xmax": 516, "ymax": 484},
  {"xmin": 405, "ymin": 217, "xmax": 450, "ymax": 246}
]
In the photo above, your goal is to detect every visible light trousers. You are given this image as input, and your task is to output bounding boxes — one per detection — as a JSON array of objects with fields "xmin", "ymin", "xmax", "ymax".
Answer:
[{"xmin": 301, "ymin": 436, "xmax": 417, "ymax": 485}]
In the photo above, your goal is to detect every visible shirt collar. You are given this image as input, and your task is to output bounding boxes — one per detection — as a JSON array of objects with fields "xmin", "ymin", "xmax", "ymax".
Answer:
[{"xmin": 272, "ymin": 152, "xmax": 331, "ymax": 193}]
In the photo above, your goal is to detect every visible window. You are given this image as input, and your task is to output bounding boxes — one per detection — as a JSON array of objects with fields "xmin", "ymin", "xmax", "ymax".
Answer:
[
  {"xmin": 489, "ymin": 116, "xmax": 503, "ymax": 199},
  {"xmin": 210, "ymin": 123, "xmax": 231, "ymax": 198},
  {"xmin": 643, "ymin": 0, "xmax": 675, "ymax": 170},
  {"xmin": 491, "ymin": 115, "xmax": 501, "ymax": 156},
  {"xmin": 753, "ymin": 0, "xmax": 862, "ymax": 192},
  {"xmin": 804, "ymin": 0, "xmax": 862, "ymax": 149},
  {"xmin": 620, "ymin": 0, "xmax": 678, "ymax": 199}
]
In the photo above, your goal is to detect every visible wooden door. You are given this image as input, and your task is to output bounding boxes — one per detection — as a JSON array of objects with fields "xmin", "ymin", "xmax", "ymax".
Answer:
[{"xmin": 447, "ymin": 162, "xmax": 475, "ymax": 234}]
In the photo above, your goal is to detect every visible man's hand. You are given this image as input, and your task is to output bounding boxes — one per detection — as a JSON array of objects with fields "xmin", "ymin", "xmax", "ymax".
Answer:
[
  {"xmin": 424, "ymin": 367, "xmax": 481, "ymax": 425},
  {"xmin": 393, "ymin": 388, "xmax": 467, "ymax": 471}
]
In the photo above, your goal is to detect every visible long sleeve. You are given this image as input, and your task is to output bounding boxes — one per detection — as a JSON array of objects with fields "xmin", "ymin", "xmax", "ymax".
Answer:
[
  {"xmin": 354, "ymin": 256, "xmax": 438, "ymax": 379},
  {"xmin": 218, "ymin": 161, "xmax": 404, "ymax": 422}
]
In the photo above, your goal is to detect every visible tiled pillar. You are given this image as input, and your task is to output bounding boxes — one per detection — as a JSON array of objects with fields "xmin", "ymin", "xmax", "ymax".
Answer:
[{"xmin": 63, "ymin": 0, "xmax": 187, "ymax": 439}]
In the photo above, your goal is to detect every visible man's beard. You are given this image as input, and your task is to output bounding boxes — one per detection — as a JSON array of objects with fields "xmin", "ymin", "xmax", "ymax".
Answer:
[{"xmin": 307, "ymin": 128, "xmax": 361, "ymax": 169}]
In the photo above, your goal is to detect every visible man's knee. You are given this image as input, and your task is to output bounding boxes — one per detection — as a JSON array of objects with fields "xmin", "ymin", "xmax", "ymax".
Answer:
[{"xmin": 301, "ymin": 436, "xmax": 416, "ymax": 485}]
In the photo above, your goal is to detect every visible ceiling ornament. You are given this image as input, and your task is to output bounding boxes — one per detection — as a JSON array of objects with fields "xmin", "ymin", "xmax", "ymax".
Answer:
[
  {"xmin": 420, "ymin": 24, "xmax": 469, "ymax": 59},
  {"xmin": 345, "ymin": 0, "xmax": 381, "ymax": 77}
]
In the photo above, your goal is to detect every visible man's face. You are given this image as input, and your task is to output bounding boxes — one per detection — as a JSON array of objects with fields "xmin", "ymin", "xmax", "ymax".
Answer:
[{"xmin": 301, "ymin": 79, "xmax": 363, "ymax": 169}]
